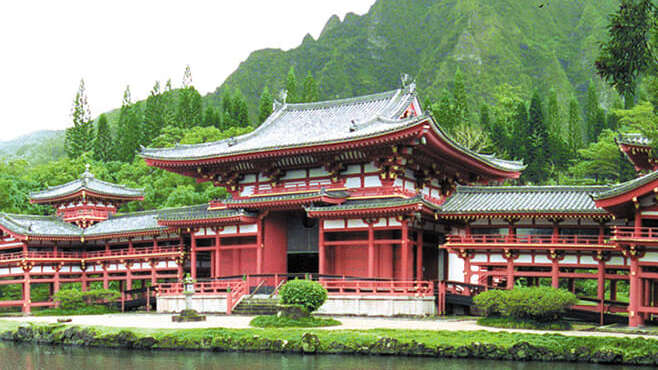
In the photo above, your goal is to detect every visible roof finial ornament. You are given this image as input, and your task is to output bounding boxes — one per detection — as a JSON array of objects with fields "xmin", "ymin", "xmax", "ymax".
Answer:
[
  {"xmin": 349, "ymin": 119, "xmax": 358, "ymax": 132},
  {"xmin": 400, "ymin": 73, "xmax": 415, "ymax": 93},
  {"xmin": 82, "ymin": 164, "xmax": 93, "ymax": 180},
  {"xmin": 279, "ymin": 89, "xmax": 288, "ymax": 104},
  {"xmin": 228, "ymin": 137, "xmax": 237, "ymax": 147}
]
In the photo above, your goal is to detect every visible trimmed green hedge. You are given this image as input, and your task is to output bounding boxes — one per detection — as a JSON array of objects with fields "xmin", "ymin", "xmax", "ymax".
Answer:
[
  {"xmin": 279, "ymin": 279, "xmax": 327, "ymax": 312},
  {"xmin": 474, "ymin": 287, "xmax": 577, "ymax": 322},
  {"xmin": 250, "ymin": 315, "xmax": 341, "ymax": 328},
  {"xmin": 54, "ymin": 289, "xmax": 120, "ymax": 311},
  {"xmin": 1, "ymin": 321, "xmax": 658, "ymax": 365}
]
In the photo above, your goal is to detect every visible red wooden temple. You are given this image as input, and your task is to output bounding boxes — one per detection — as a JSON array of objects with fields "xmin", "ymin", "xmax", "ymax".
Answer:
[{"xmin": 2, "ymin": 84, "xmax": 658, "ymax": 325}]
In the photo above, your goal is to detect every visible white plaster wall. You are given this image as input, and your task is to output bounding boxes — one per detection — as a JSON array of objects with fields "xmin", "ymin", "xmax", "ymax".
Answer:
[
  {"xmin": 534, "ymin": 255, "xmax": 551, "ymax": 264},
  {"xmin": 241, "ymin": 224, "xmax": 257, "ymax": 234},
  {"xmin": 609, "ymin": 256, "xmax": 626, "ymax": 266},
  {"xmin": 324, "ymin": 220, "xmax": 344, "ymax": 229},
  {"xmin": 240, "ymin": 186, "xmax": 255, "ymax": 196},
  {"xmin": 448, "ymin": 253, "xmax": 465, "ymax": 282},
  {"xmin": 316, "ymin": 296, "xmax": 436, "ymax": 316},
  {"xmin": 309, "ymin": 167, "xmax": 329, "ymax": 177},
  {"xmin": 364, "ymin": 176, "xmax": 382, "ymax": 187},
  {"xmin": 579, "ymin": 256, "xmax": 597, "ymax": 265},
  {"xmin": 344, "ymin": 177, "xmax": 361, "ymax": 188},
  {"xmin": 282, "ymin": 169, "xmax": 306, "ymax": 180},
  {"xmin": 221, "ymin": 226, "xmax": 237, "ymax": 234},
  {"xmin": 157, "ymin": 295, "xmax": 228, "ymax": 313},
  {"xmin": 347, "ymin": 219, "xmax": 367, "ymax": 228},
  {"xmin": 562, "ymin": 256, "xmax": 578, "ymax": 264},
  {"xmin": 516, "ymin": 254, "xmax": 532, "ymax": 263},
  {"xmin": 489, "ymin": 254, "xmax": 506, "ymax": 263},
  {"xmin": 642, "ymin": 252, "xmax": 658, "ymax": 262},
  {"xmin": 343, "ymin": 165, "xmax": 361, "ymax": 175}
]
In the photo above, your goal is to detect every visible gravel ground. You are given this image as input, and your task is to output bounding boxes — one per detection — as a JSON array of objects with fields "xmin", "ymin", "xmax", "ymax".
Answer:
[{"xmin": 0, "ymin": 314, "xmax": 651, "ymax": 338}]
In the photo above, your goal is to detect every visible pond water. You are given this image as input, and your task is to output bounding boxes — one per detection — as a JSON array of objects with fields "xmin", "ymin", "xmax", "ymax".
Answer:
[{"xmin": 0, "ymin": 341, "xmax": 636, "ymax": 370}]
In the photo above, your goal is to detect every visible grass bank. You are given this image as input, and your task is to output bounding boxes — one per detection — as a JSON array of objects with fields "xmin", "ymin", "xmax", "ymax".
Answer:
[{"xmin": 0, "ymin": 319, "xmax": 657, "ymax": 366}]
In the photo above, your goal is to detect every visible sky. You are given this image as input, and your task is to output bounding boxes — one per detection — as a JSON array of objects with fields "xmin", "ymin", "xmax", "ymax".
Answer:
[{"xmin": 0, "ymin": 0, "xmax": 376, "ymax": 142}]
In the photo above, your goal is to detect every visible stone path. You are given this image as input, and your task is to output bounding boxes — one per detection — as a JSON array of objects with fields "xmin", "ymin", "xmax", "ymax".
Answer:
[{"xmin": 0, "ymin": 314, "xmax": 651, "ymax": 338}]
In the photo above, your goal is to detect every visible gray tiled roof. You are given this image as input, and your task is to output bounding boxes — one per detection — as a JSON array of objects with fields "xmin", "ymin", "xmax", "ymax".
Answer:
[
  {"xmin": 224, "ymin": 189, "xmax": 350, "ymax": 205},
  {"xmin": 140, "ymin": 87, "xmax": 523, "ymax": 173},
  {"xmin": 30, "ymin": 168, "xmax": 143, "ymax": 201},
  {"xmin": 84, "ymin": 210, "xmax": 167, "ymax": 237},
  {"xmin": 158, "ymin": 204, "xmax": 256, "ymax": 222},
  {"xmin": 617, "ymin": 133, "xmax": 650, "ymax": 146},
  {"xmin": 592, "ymin": 170, "xmax": 658, "ymax": 201},
  {"xmin": 0, "ymin": 205, "xmax": 253, "ymax": 239},
  {"xmin": 305, "ymin": 195, "xmax": 440, "ymax": 213},
  {"xmin": 0, "ymin": 214, "xmax": 82, "ymax": 238},
  {"xmin": 440, "ymin": 185, "xmax": 610, "ymax": 215}
]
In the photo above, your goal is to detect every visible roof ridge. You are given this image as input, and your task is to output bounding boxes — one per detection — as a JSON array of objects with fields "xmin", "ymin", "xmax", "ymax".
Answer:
[
  {"xmin": 111, "ymin": 204, "xmax": 210, "ymax": 218},
  {"xmin": 285, "ymin": 89, "xmax": 401, "ymax": 110},
  {"xmin": 456, "ymin": 185, "xmax": 611, "ymax": 192}
]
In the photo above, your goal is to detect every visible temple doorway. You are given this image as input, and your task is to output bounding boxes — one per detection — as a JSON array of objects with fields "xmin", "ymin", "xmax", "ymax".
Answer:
[{"xmin": 286, "ymin": 212, "xmax": 319, "ymax": 274}]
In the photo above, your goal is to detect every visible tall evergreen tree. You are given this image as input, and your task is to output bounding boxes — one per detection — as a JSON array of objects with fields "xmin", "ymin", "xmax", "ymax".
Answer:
[
  {"xmin": 525, "ymin": 91, "xmax": 549, "ymax": 183},
  {"xmin": 221, "ymin": 89, "xmax": 233, "ymax": 128},
  {"xmin": 452, "ymin": 67, "xmax": 468, "ymax": 125},
  {"xmin": 432, "ymin": 89, "xmax": 455, "ymax": 131},
  {"xmin": 116, "ymin": 86, "xmax": 142, "ymax": 162},
  {"xmin": 162, "ymin": 79, "xmax": 177, "ymax": 128},
  {"xmin": 479, "ymin": 103, "xmax": 490, "ymax": 129},
  {"xmin": 202, "ymin": 106, "xmax": 221, "ymax": 128},
  {"xmin": 546, "ymin": 88, "xmax": 562, "ymax": 134},
  {"xmin": 231, "ymin": 89, "xmax": 249, "ymax": 127},
  {"xmin": 595, "ymin": 0, "xmax": 655, "ymax": 108},
  {"xmin": 65, "ymin": 79, "xmax": 94, "ymax": 158},
  {"xmin": 567, "ymin": 98, "xmax": 584, "ymax": 156},
  {"xmin": 176, "ymin": 66, "xmax": 203, "ymax": 128},
  {"xmin": 285, "ymin": 66, "xmax": 298, "ymax": 103},
  {"xmin": 511, "ymin": 101, "xmax": 529, "ymax": 160},
  {"xmin": 258, "ymin": 86, "xmax": 274, "ymax": 124},
  {"xmin": 143, "ymin": 81, "xmax": 166, "ymax": 145},
  {"xmin": 585, "ymin": 81, "xmax": 606, "ymax": 143},
  {"xmin": 302, "ymin": 71, "xmax": 319, "ymax": 103},
  {"xmin": 93, "ymin": 114, "xmax": 112, "ymax": 162}
]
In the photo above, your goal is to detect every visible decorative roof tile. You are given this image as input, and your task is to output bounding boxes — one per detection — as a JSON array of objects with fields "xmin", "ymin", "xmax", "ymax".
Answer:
[
  {"xmin": 0, "ymin": 214, "xmax": 82, "ymax": 238},
  {"xmin": 224, "ymin": 189, "xmax": 350, "ymax": 205},
  {"xmin": 592, "ymin": 170, "xmax": 658, "ymax": 201},
  {"xmin": 440, "ymin": 185, "xmax": 610, "ymax": 215},
  {"xmin": 30, "ymin": 166, "xmax": 143, "ymax": 202},
  {"xmin": 617, "ymin": 133, "xmax": 650, "ymax": 146},
  {"xmin": 158, "ymin": 204, "xmax": 257, "ymax": 222},
  {"xmin": 305, "ymin": 195, "xmax": 440, "ymax": 213}
]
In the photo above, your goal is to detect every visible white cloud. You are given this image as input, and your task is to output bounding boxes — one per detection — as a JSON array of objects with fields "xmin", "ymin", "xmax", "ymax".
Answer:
[{"xmin": 0, "ymin": 0, "xmax": 375, "ymax": 141}]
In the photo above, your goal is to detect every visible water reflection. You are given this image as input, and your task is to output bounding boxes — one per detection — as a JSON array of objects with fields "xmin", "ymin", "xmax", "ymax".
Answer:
[{"xmin": 0, "ymin": 342, "xmax": 635, "ymax": 370}]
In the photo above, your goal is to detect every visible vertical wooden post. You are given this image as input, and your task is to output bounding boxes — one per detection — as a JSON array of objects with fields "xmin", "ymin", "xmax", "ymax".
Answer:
[
  {"xmin": 126, "ymin": 265, "xmax": 133, "ymax": 291},
  {"xmin": 146, "ymin": 286, "xmax": 151, "ymax": 312},
  {"xmin": 256, "ymin": 219, "xmax": 263, "ymax": 275},
  {"xmin": 318, "ymin": 219, "xmax": 326, "ymax": 275},
  {"xmin": 215, "ymin": 230, "xmax": 222, "ymax": 278},
  {"xmin": 150, "ymin": 260, "xmax": 157, "ymax": 286},
  {"xmin": 401, "ymin": 219, "xmax": 409, "ymax": 280},
  {"xmin": 629, "ymin": 255, "xmax": 643, "ymax": 327},
  {"xmin": 610, "ymin": 279, "xmax": 617, "ymax": 301},
  {"xmin": 416, "ymin": 229, "xmax": 423, "ymax": 281},
  {"xmin": 506, "ymin": 254, "xmax": 514, "ymax": 290},
  {"xmin": 190, "ymin": 231, "xmax": 197, "ymax": 280},
  {"xmin": 551, "ymin": 254, "xmax": 559, "ymax": 289},
  {"xmin": 597, "ymin": 259, "xmax": 606, "ymax": 326},
  {"xmin": 22, "ymin": 271, "xmax": 31, "ymax": 315},
  {"xmin": 367, "ymin": 221, "xmax": 375, "ymax": 278}
]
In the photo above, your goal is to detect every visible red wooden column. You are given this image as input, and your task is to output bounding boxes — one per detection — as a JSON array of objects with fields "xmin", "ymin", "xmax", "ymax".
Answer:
[
  {"xmin": 367, "ymin": 220, "xmax": 375, "ymax": 278},
  {"xmin": 401, "ymin": 219, "xmax": 410, "ymax": 280},
  {"xmin": 318, "ymin": 219, "xmax": 326, "ymax": 275},
  {"xmin": 505, "ymin": 249, "xmax": 515, "ymax": 289},
  {"xmin": 549, "ymin": 250, "xmax": 559, "ymax": 289},
  {"xmin": 416, "ymin": 229, "xmax": 424, "ymax": 281},
  {"xmin": 214, "ymin": 229, "xmax": 222, "ymax": 278},
  {"xmin": 125, "ymin": 264, "xmax": 133, "ymax": 291},
  {"xmin": 634, "ymin": 209, "xmax": 642, "ymax": 237},
  {"xmin": 22, "ymin": 268, "xmax": 31, "ymax": 314},
  {"xmin": 190, "ymin": 231, "xmax": 197, "ymax": 280},
  {"xmin": 53, "ymin": 265, "xmax": 61, "ymax": 296},
  {"xmin": 629, "ymin": 253, "xmax": 644, "ymax": 327},
  {"xmin": 256, "ymin": 219, "xmax": 264, "ymax": 274},
  {"xmin": 151, "ymin": 238, "xmax": 158, "ymax": 285},
  {"xmin": 102, "ymin": 263, "xmax": 109, "ymax": 289}
]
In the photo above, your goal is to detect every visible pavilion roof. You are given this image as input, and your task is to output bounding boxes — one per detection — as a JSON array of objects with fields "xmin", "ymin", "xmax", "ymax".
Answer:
[
  {"xmin": 439, "ymin": 185, "xmax": 610, "ymax": 217},
  {"xmin": 617, "ymin": 133, "xmax": 650, "ymax": 146},
  {"xmin": 30, "ymin": 167, "xmax": 144, "ymax": 203},
  {"xmin": 305, "ymin": 195, "xmax": 440, "ymax": 218},
  {"xmin": 592, "ymin": 170, "xmax": 658, "ymax": 201},
  {"xmin": 140, "ymin": 86, "xmax": 524, "ymax": 174},
  {"xmin": 0, "ymin": 205, "xmax": 253, "ymax": 240}
]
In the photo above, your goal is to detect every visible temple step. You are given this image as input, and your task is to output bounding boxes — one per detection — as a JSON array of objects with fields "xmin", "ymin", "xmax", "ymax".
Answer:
[{"xmin": 232, "ymin": 297, "xmax": 279, "ymax": 315}]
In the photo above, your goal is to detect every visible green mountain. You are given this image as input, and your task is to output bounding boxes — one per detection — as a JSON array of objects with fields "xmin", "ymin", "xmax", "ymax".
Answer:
[{"xmin": 208, "ymin": 0, "xmax": 619, "ymax": 121}]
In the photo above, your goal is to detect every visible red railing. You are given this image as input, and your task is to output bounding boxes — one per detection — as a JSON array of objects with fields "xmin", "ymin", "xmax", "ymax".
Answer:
[
  {"xmin": 85, "ymin": 245, "xmax": 181, "ymax": 259},
  {"xmin": 612, "ymin": 226, "xmax": 658, "ymax": 240},
  {"xmin": 319, "ymin": 280, "xmax": 434, "ymax": 297},
  {"xmin": 253, "ymin": 182, "xmax": 345, "ymax": 196},
  {"xmin": 156, "ymin": 279, "xmax": 248, "ymax": 315},
  {"xmin": 0, "ymin": 252, "xmax": 24, "ymax": 262},
  {"xmin": 446, "ymin": 234, "xmax": 604, "ymax": 245}
]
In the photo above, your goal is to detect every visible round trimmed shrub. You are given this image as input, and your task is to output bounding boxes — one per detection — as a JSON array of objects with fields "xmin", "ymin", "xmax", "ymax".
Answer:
[
  {"xmin": 279, "ymin": 279, "xmax": 328, "ymax": 312},
  {"xmin": 474, "ymin": 286, "xmax": 577, "ymax": 322}
]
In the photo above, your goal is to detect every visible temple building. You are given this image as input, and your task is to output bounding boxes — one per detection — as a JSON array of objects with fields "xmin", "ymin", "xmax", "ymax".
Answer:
[{"xmin": 1, "ymin": 84, "xmax": 658, "ymax": 325}]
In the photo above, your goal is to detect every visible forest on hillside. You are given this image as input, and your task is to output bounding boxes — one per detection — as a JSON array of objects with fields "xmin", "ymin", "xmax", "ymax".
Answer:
[{"xmin": 0, "ymin": 0, "xmax": 656, "ymax": 217}]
